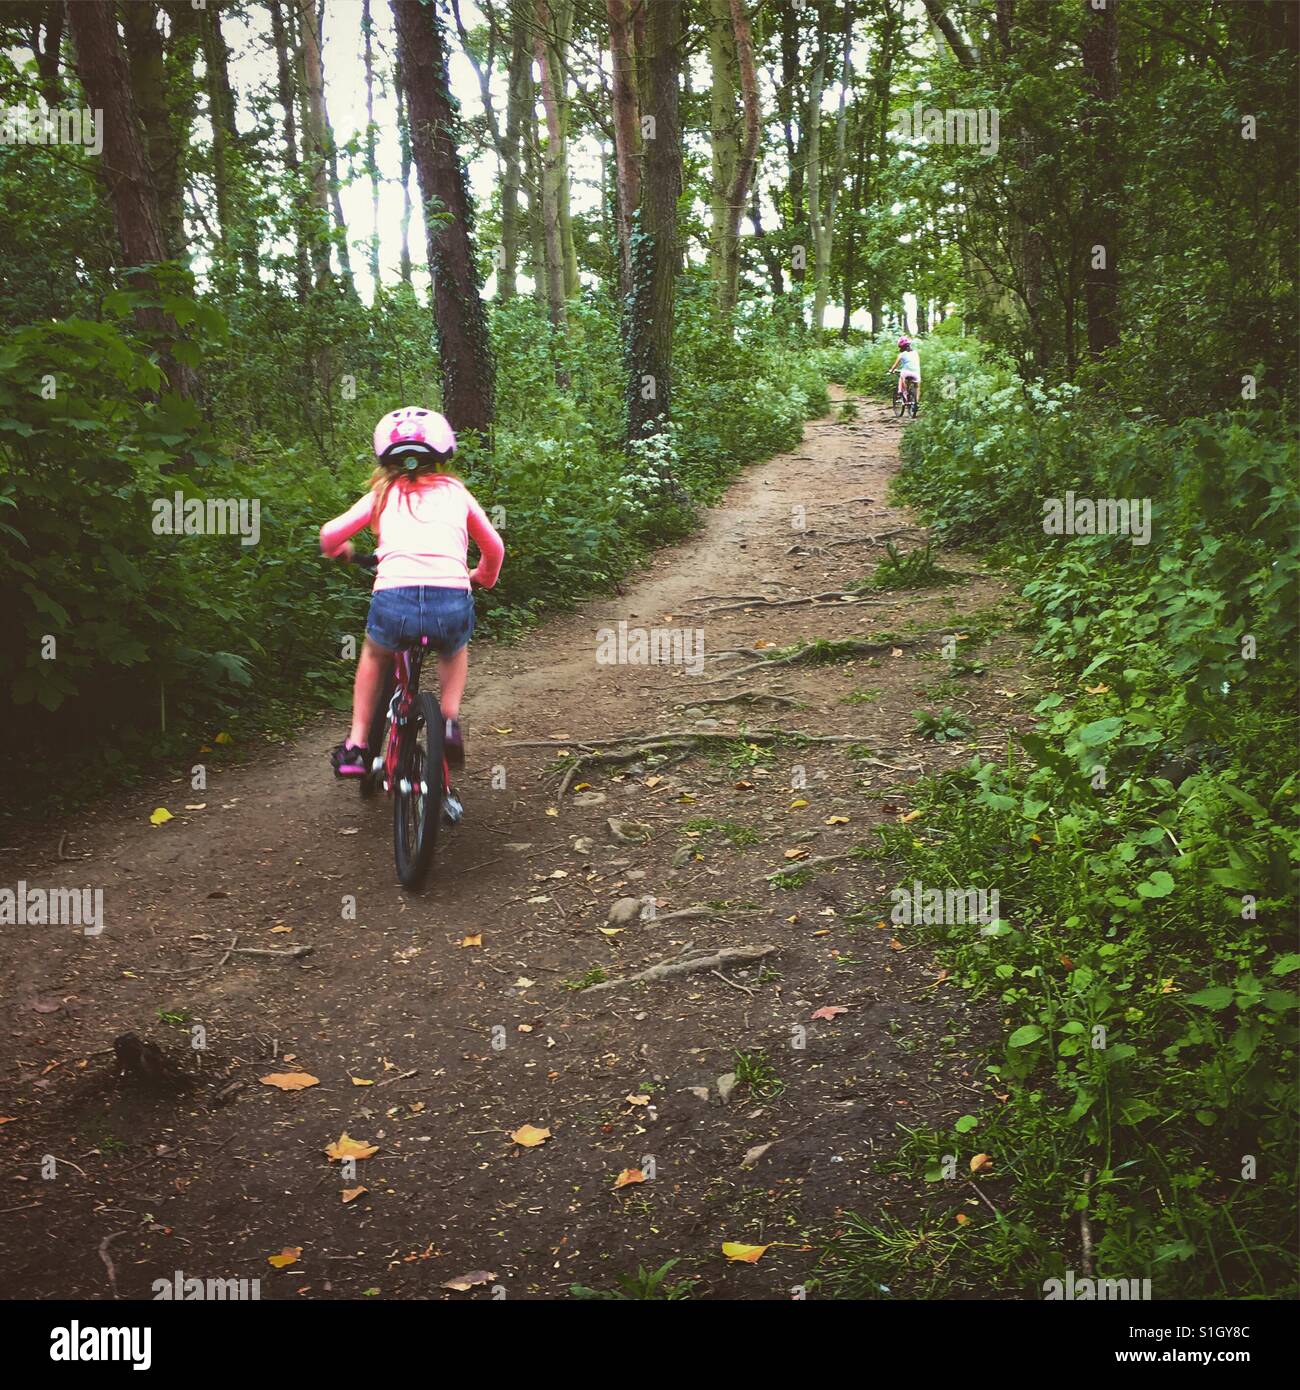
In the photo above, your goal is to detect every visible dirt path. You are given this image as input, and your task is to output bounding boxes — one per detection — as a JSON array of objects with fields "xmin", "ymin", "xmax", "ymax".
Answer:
[{"xmin": 0, "ymin": 391, "xmax": 1036, "ymax": 1300}]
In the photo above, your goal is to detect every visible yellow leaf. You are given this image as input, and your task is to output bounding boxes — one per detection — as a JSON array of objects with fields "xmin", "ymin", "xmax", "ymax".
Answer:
[
  {"xmin": 511, "ymin": 1124, "xmax": 551, "ymax": 1148},
  {"xmin": 268, "ymin": 1246, "xmax": 301, "ymax": 1268},
  {"xmin": 970, "ymin": 1153, "xmax": 993, "ymax": 1173},
  {"xmin": 955, "ymin": 1212, "xmax": 970, "ymax": 1226},
  {"xmin": 900, "ymin": 809, "xmax": 923, "ymax": 824},
  {"xmin": 645, "ymin": 776, "xmax": 662, "ymax": 788},
  {"xmin": 722, "ymin": 1241, "xmax": 770, "ymax": 1263},
  {"xmin": 573, "ymin": 782, "xmax": 592, "ymax": 792},
  {"xmin": 1084, "ymin": 683, "xmax": 1110, "ymax": 695},
  {"xmin": 889, "ymin": 938, "xmax": 905, "ymax": 951},
  {"xmin": 460, "ymin": 934, "xmax": 482, "ymax": 948},
  {"xmin": 825, "ymin": 815, "xmax": 850, "ymax": 825},
  {"xmin": 597, "ymin": 927, "xmax": 623, "ymax": 937},
  {"xmin": 351, "ymin": 1077, "xmax": 374, "ymax": 1087},
  {"xmin": 214, "ymin": 732, "xmax": 233, "ymax": 745},
  {"xmin": 625, "ymin": 1094, "xmax": 651, "ymax": 1107},
  {"xmin": 784, "ymin": 846, "xmax": 809, "ymax": 861},
  {"xmin": 325, "ymin": 1132, "xmax": 378, "ymax": 1162},
  {"xmin": 1160, "ymin": 978, "xmax": 1179, "ymax": 994},
  {"xmin": 260, "ymin": 1072, "xmax": 320, "ymax": 1091},
  {"xmin": 492, "ymin": 727, "xmax": 513, "ymax": 734},
  {"xmin": 271, "ymin": 924, "xmax": 293, "ymax": 934},
  {"xmin": 341, "ymin": 1186, "xmax": 368, "ymax": 1204},
  {"xmin": 614, "ymin": 1168, "xmax": 645, "ymax": 1189},
  {"xmin": 149, "ymin": 807, "xmax": 173, "ymax": 826},
  {"xmin": 546, "ymin": 807, "xmax": 558, "ymax": 817},
  {"xmin": 789, "ymin": 798, "xmax": 808, "ymax": 809}
]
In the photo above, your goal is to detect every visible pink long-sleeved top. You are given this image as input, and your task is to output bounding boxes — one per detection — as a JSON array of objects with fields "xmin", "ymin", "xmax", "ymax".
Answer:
[{"xmin": 319, "ymin": 475, "xmax": 504, "ymax": 591}]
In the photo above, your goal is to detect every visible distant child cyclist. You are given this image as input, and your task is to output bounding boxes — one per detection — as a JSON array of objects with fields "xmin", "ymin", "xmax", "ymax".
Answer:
[
  {"xmin": 889, "ymin": 336, "xmax": 921, "ymax": 410},
  {"xmin": 319, "ymin": 406, "xmax": 504, "ymax": 778}
]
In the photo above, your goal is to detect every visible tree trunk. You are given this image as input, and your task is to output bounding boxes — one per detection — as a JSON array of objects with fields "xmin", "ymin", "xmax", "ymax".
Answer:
[
  {"xmin": 778, "ymin": 0, "xmax": 806, "ymax": 284},
  {"xmin": 752, "ymin": 186, "xmax": 784, "ymax": 298},
  {"xmin": 535, "ymin": 0, "xmax": 570, "ymax": 349},
  {"xmin": 719, "ymin": 0, "xmax": 760, "ymax": 314},
  {"xmin": 805, "ymin": 44, "xmax": 824, "ymax": 323},
  {"xmin": 270, "ymin": 0, "xmax": 311, "ymax": 301},
  {"xmin": 1081, "ymin": 0, "xmax": 1120, "ymax": 357},
  {"xmin": 536, "ymin": 0, "xmax": 579, "ymax": 299},
  {"xmin": 607, "ymin": 0, "xmax": 641, "ymax": 302},
  {"xmin": 363, "ymin": 0, "xmax": 381, "ymax": 286},
  {"xmin": 625, "ymin": 0, "xmax": 682, "ymax": 447},
  {"xmin": 65, "ymin": 0, "xmax": 194, "ymax": 397},
  {"xmin": 295, "ymin": 0, "xmax": 334, "ymax": 287},
  {"xmin": 26, "ymin": 6, "xmax": 65, "ymax": 107},
  {"xmin": 499, "ymin": 9, "xmax": 531, "ymax": 301},
  {"xmin": 708, "ymin": 0, "xmax": 738, "ymax": 306},
  {"xmin": 200, "ymin": 2, "xmax": 241, "ymax": 282},
  {"xmin": 122, "ymin": 3, "xmax": 187, "ymax": 260},
  {"xmin": 813, "ymin": 6, "xmax": 852, "ymax": 333},
  {"xmin": 392, "ymin": 0, "xmax": 495, "ymax": 438},
  {"xmin": 395, "ymin": 46, "xmax": 414, "ymax": 285}
]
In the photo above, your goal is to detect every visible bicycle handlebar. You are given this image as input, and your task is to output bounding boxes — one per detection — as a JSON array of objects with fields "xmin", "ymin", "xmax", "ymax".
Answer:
[{"xmin": 349, "ymin": 551, "xmax": 379, "ymax": 571}]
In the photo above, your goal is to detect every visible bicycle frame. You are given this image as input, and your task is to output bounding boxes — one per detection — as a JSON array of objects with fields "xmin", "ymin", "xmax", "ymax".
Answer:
[{"xmin": 379, "ymin": 639, "xmax": 450, "ymax": 800}]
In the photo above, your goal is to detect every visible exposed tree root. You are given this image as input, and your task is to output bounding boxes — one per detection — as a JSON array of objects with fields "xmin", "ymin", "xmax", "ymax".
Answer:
[
  {"xmin": 582, "ymin": 943, "xmax": 777, "ymax": 992},
  {"xmin": 697, "ymin": 637, "xmax": 921, "ymax": 684}
]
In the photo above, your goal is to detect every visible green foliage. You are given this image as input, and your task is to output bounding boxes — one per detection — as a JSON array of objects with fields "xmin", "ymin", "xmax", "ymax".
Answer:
[
  {"xmin": 833, "ymin": 339, "xmax": 1299, "ymax": 1299},
  {"xmin": 570, "ymin": 1259, "xmax": 694, "ymax": 1300}
]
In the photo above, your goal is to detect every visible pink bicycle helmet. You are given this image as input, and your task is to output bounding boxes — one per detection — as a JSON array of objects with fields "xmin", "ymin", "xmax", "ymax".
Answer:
[
  {"xmin": 373, "ymin": 406, "xmax": 456, "ymax": 460},
  {"xmin": 898, "ymin": 337, "xmax": 911, "ymax": 350}
]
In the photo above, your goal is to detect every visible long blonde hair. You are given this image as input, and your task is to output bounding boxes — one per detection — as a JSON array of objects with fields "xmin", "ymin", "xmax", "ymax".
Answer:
[{"xmin": 369, "ymin": 452, "xmax": 459, "ymax": 537}]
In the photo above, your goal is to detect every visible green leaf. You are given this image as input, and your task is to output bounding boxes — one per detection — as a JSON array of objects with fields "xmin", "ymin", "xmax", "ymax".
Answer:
[
  {"xmin": 1136, "ymin": 870, "xmax": 1175, "ymax": 898},
  {"xmin": 1008, "ymin": 1024, "xmax": 1044, "ymax": 1047},
  {"xmin": 1184, "ymin": 985, "xmax": 1233, "ymax": 1010}
]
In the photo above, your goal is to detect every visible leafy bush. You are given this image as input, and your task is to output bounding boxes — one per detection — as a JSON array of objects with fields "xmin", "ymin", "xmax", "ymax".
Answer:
[{"xmin": 827, "ymin": 339, "xmax": 1300, "ymax": 1299}]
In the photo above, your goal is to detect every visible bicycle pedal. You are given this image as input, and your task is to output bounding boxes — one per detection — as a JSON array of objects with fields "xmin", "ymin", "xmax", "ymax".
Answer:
[{"xmin": 442, "ymin": 793, "xmax": 464, "ymax": 825}]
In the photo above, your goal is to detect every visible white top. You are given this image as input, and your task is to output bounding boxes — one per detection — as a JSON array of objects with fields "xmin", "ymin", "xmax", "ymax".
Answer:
[{"xmin": 898, "ymin": 350, "xmax": 920, "ymax": 377}]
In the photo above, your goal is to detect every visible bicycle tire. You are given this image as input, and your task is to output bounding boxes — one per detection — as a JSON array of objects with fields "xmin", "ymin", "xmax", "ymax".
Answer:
[
  {"xmin": 892, "ymin": 390, "xmax": 907, "ymax": 418},
  {"xmin": 360, "ymin": 667, "xmax": 395, "ymax": 799},
  {"xmin": 393, "ymin": 690, "xmax": 443, "ymax": 890}
]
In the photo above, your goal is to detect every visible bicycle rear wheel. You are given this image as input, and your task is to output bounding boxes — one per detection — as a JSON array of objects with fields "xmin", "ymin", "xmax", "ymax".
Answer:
[
  {"xmin": 892, "ymin": 389, "xmax": 907, "ymax": 418},
  {"xmin": 393, "ymin": 691, "xmax": 443, "ymax": 890}
]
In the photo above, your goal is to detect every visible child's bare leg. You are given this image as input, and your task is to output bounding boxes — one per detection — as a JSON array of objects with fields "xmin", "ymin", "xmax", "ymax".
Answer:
[
  {"xmin": 437, "ymin": 646, "xmax": 469, "ymax": 719},
  {"xmin": 349, "ymin": 637, "xmax": 391, "ymax": 745}
]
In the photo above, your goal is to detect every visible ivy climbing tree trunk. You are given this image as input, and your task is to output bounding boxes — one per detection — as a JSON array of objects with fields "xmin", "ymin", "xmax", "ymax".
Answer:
[
  {"xmin": 708, "ymin": 0, "xmax": 738, "ymax": 307},
  {"xmin": 535, "ymin": 0, "xmax": 570, "ymax": 358},
  {"xmin": 65, "ymin": 0, "xmax": 194, "ymax": 398},
  {"xmin": 607, "ymin": 0, "xmax": 641, "ymax": 302},
  {"xmin": 392, "ymin": 0, "xmax": 495, "ymax": 439},
  {"xmin": 1081, "ymin": 0, "xmax": 1120, "ymax": 357},
  {"xmin": 625, "ymin": 0, "xmax": 682, "ymax": 447}
]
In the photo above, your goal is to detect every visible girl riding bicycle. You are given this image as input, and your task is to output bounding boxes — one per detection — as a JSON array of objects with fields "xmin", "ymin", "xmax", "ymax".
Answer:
[
  {"xmin": 319, "ymin": 407, "xmax": 504, "ymax": 779},
  {"xmin": 889, "ymin": 336, "xmax": 921, "ymax": 410}
]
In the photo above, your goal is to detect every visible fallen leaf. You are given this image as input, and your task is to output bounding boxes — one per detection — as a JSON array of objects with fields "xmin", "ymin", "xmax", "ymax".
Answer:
[
  {"xmin": 545, "ymin": 807, "xmax": 558, "ymax": 817},
  {"xmin": 783, "ymin": 846, "xmax": 809, "ymax": 861},
  {"xmin": 511, "ymin": 1124, "xmax": 551, "ymax": 1148},
  {"xmin": 889, "ymin": 938, "xmax": 905, "ymax": 951},
  {"xmin": 1084, "ymin": 683, "xmax": 1110, "ymax": 695},
  {"xmin": 351, "ymin": 1077, "xmax": 375, "ymax": 1087},
  {"xmin": 624, "ymin": 1094, "xmax": 651, "ymax": 1107},
  {"xmin": 268, "ymin": 1246, "xmax": 301, "ymax": 1268},
  {"xmin": 325, "ymin": 1132, "xmax": 378, "ymax": 1162},
  {"xmin": 459, "ymin": 934, "xmax": 482, "ymax": 948},
  {"xmin": 825, "ymin": 815, "xmax": 850, "ymax": 825},
  {"xmin": 955, "ymin": 1212, "xmax": 970, "ymax": 1226},
  {"xmin": 740, "ymin": 1143, "xmax": 773, "ymax": 1168},
  {"xmin": 900, "ymin": 809, "xmax": 923, "ymax": 824},
  {"xmin": 149, "ymin": 807, "xmax": 173, "ymax": 826},
  {"xmin": 517, "ymin": 1024, "xmax": 534, "ymax": 1033},
  {"xmin": 597, "ymin": 927, "xmax": 624, "ymax": 937},
  {"xmin": 734, "ymin": 779, "xmax": 754, "ymax": 790},
  {"xmin": 514, "ymin": 977, "xmax": 536, "ymax": 988},
  {"xmin": 260, "ymin": 1072, "xmax": 320, "ymax": 1091},
  {"xmin": 214, "ymin": 732, "xmax": 233, "ymax": 745},
  {"xmin": 341, "ymin": 1186, "xmax": 368, "ymax": 1204},
  {"xmin": 644, "ymin": 776, "xmax": 662, "ymax": 788},
  {"xmin": 810, "ymin": 1006, "xmax": 848, "ymax": 1021},
  {"xmin": 442, "ymin": 1270, "xmax": 497, "ymax": 1291},
  {"xmin": 722, "ymin": 1241, "xmax": 770, "ymax": 1263},
  {"xmin": 970, "ymin": 1153, "xmax": 993, "ymax": 1173},
  {"xmin": 271, "ymin": 924, "xmax": 293, "ymax": 934},
  {"xmin": 573, "ymin": 782, "xmax": 592, "ymax": 792},
  {"xmin": 184, "ymin": 803, "xmax": 206, "ymax": 811},
  {"xmin": 614, "ymin": 1168, "xmax": 645, "ymax": 1189},
  {"xmin": 1160, "ymin": 978, "xmax": 1179, "ymax": 994},
  {"xmin": 789, "ymin": 798, "xmax": 809, "ymax": 809}
]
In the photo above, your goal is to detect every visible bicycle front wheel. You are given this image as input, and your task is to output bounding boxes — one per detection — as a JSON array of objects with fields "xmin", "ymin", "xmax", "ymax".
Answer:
[
  {"xmin": 393, "ymin": 691, "xmax": 444, "ymax": 890},
  {"xmin": 892, "ymin": 390, "xmax": 907, "ymax": 418}
]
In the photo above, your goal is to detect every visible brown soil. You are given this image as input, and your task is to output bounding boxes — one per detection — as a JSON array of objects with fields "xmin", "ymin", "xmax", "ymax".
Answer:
[{"xmin": 0, "ymin": 390, "xmax": 1037, "ymax": 1300}]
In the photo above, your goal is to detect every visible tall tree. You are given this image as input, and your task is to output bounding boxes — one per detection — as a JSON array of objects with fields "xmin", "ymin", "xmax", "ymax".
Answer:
[
  {"xmin": 498, "ymin": 4, "xmax": 531, "ymax": 302},
  {"xmin": 270, "ymin": 0, "xmax": 311, "ymax": 301},
  {"xmin": 392, "ymin": 0, "xmax": 495, "ymax": 438},
  {"xmin": 624, "ymin": 0, "xmax": 683, "ymax": 446},
  {"xmin": 362, "ymin": 0, "xmax": 381, "ymax": 286},
  {"xmin": 1081, "ymin": 0, "xmax": 1120, "ymax": 357},
  {"xmin": 606, "ymin": 0, "xmax": 641, "ymax": 301},
  {"xmin": 295, "ymin": 0, "xmax": 334, "ymax": 287},
  {"xmin": 394, "ymin": 44, "xmax": 414, "ymax": 285},
  {"xmin": 64, "ymin": 0, "xmax": 194, "ymax": 397},
  {"xmin": 535, "ymin": 0, "xmax": 570, "ymax": 348},
  {"xmin": 810, "ymin": 3, "xmax": 852, "ymax": 332}
]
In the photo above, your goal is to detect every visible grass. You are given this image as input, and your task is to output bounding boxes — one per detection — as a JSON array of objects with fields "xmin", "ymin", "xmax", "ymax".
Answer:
[{"xmin": 733, "ymin": 1049, "xmax": 785, "ymax": 1099}]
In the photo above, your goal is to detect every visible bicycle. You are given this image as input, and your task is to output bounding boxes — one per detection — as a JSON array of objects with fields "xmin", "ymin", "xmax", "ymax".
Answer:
[
  {"xmin": 889, "ymin": 369, "xmax": 918, "ymax": 419},
  {"xmin": 350, "ymin": 552, "xmax": 461, "ymax": 890}
]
